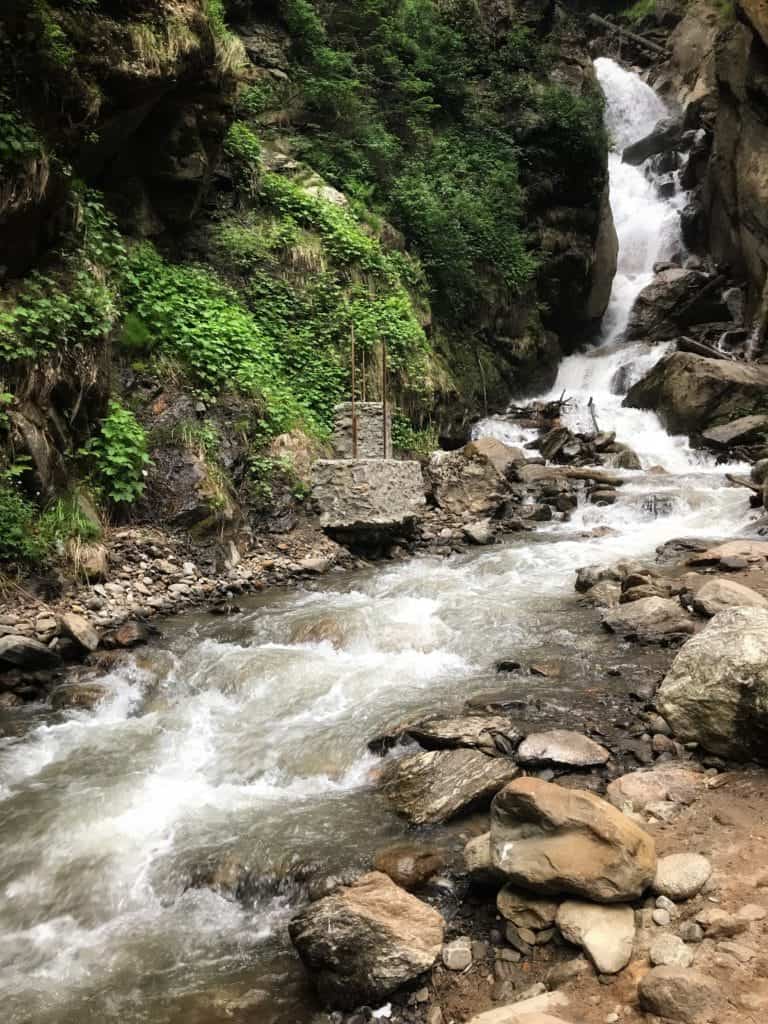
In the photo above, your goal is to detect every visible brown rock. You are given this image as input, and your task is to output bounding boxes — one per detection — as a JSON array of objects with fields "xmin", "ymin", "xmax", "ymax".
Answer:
[
  {"xmin": 490, "ymin": 778, "xmax": 656, "ymax": 902},
  {"xmin": 60, "ymin": 612, "xmax": 100, "ymax": 652},
  {"xmin": 373, "ymin": 844, "xmax": 445, "ymax": 890},
  {"xmin": 289, "ymin": 871, "xmax": 444, "ymax": 1009},
  {"xmin": 638, "ymin": 966, "xmax": 720, "ymax": 1023}
]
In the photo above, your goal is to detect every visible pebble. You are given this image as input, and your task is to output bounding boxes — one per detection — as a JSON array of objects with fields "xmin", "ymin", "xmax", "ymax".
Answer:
[
  {"xmin": 679, "ymin": 921, "xmax": 704, "ymax": 943},
  {"xmin": 653, "ymin": 853, "xmax": 712, "ymax": 901},
  {"xmin": 652, "ymin": 909, "xmax": 671, "ymax": 927},
  {"xmin": 650, "ymin": 933, "xmax": 694, "ymax": 968},
  {"xmin": 442, "ymin": 937, "xmax": 472, "ymax": 971},
  {"xmin": 656, "ymin": 895, "xmax": 677, "ymax": 917}
]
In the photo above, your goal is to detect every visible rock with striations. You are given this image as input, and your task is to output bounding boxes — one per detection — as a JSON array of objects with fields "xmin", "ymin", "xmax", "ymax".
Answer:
[
  {"xmin": 289, "ymin": 871, "xmax": 444, "ymax": 1009},
  {"xmin": 692, "ymin": 578, "xmax": 768, "ymax": 617},
  {"xmin": 556, "ymin": 900, "xmax": 635, "ymax": 974},
  {"xmin": 638, "ymin": 966, "xmax": 720, "ymax": 1023},
  {"xmin": 463, "ymin": 437, "xmax": 526, "ymax": 476},
  {"xmin": 50, "ymin": 682, "xmax": 109, "ymax": 710},
  {"xmin": 624, "ymin": 267, "xmax": 707, "ymax": 341},
  {"xmin": 490, "ymin": 778, "xmax": 656, "ymax": 902},
  {"xmin": 382, "ymin": 749, "xmax": 519, "ymax": 825},
  {"xmin": 602, "ymin": 596, "xmax": 696, "ymax": 643},
  {"xmin": 405, "ymin": 714, "xmax": 522, "ymax": 756},
  {"xmin": 0, "ymin": 635, "xmax": 62, "ymax": 670},
  {"xmin": 658, "ymin": 606, "xmax": 768, "ymax": 761},
  {"xmin": 516, "ymin": 730, "xmax": 610, "ymax": 769}
]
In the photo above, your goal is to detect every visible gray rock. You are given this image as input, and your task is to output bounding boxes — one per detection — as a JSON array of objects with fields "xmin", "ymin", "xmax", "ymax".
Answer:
[
  {"xmin": 650, "ymin": 933, "xmax": 694, "ymax": 968},
  {"xmin": 679, "ymin": 921, "xmax": 704, "ymax": 943},
  {"xmin": 623, "ymin": 116, "xmax": 684, "ymax": 166},
  {"xmin": 516, "ymin": 729, "xmax": 610, "ymax": 768},
  {"xmin": 426, "ymin": 448, "xmax": 506, "ymax": 516},
  {"xmin": 311, "ymin": 458, "xmax": 426, "ymax": 536},
  {"xmin": 701, "ymin": 414, "xmax": 768, "ymax": 447},
  {"xmin": 692, "ymin": 578, "xmax": 768, "ymax": 617},
  {"xmin": 289, "ymin": 871, "xmax": 444, "ymax": 1010},
  {"xmin": 556, "ymin": 900, "xmax": 635, "ymax": 974},
  {"xmin": 658, "ymin": 607, "xmax": 768, "ymax": 761},
  {"xmin": 638, "ymin": 966, "xmax": 720, "ymax": 1023},
  {"xmin": 602, "ymin": 597, "xmax": 695, "ymax": 643},
  {"xmin": 60, "ymin": 612, "xmax": 100, "ymax": 652},
  {"xmin": 405, "ymin": 715, "xmax": 522, "ymax": 755},
  {"xmin": 381, "ymin": 748, "xmax": 519, "ymax": 825},
  {"xmin": 0, "ymin": 635, "xmax": 62, "ymax": 670},
  {"xmin": 463, "ymin": 518, "xmax": 495, "ymax": 545},
  {"xmin": 607, "ymin": 766, "xmax": 705, "ymax": 812},
  {"xmin": 443, "ymin": 936, "xmax": 472, "ymax": 971},
  {"xmin": 653, "ymin": 854, "xmax": 712, "ymax": 901}
]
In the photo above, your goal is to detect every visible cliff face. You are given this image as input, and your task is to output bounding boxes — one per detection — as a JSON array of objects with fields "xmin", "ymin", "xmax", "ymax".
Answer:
[{"xmin": 0, "ymin": 0, "xmax": 615, "ymax": 570}]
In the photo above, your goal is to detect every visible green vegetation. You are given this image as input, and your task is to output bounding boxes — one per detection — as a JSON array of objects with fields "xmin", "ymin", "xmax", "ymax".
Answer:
[
  {"xmin": 80, "ymin": 400, "xmax": 150, "ymax": 504},
  {"xmin": 391, "ymin": 412, "xmax": 439, "ymax": 457},
  {"xmin": 624, "ymin": 0, "xmax": 656, "ymax": 22},
  {"xmin": 0, "ymin": 94, "xmax": 41, "ymax": 168}
]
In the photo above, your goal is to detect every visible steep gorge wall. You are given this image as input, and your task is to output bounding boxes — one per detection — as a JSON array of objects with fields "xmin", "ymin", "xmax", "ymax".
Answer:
[{"xmin": 0, "ymin": 0, "xmax": 616, "ymax": 569}]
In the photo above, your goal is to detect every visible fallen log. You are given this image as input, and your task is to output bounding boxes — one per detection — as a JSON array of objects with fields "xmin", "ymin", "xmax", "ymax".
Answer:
[
  {"xmin": 587, "ymin": 13, "xmax": 669, "ymax": 57},
  {"xmin": 677, "ymin": 336, "xmax": 734, "ymax": 361}
]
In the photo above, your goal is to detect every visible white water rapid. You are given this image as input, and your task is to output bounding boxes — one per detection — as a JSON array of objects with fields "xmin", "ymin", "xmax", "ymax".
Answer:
[{"xmin": 0, "ymin": 60, "xmax": 755, "ymax": 1024}]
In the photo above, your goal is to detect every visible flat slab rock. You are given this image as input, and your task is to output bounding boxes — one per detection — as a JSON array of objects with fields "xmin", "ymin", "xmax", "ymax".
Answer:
[
  {"xmin": 516, "ymin": 729, "xmax": 610, "ymax": 768},
  {"xmin": 288, "ymin": 871, "xmax": 443, "ymax": 1010},
  {"xmin": 490, "ymin": 778, "xmax": 656, "ymax": 902},
  {"xmin": 602, "ymin": 596, "xmax": 696, "ymax": 642},
  {"xmin": 381, "ymin": 748, "xmax": 519, "ymax": 825},
  {"xmin": 466, "ymin": 989, "xmax": 571, "ymax": 1023},
  {"xmin": 405, "ymin": 714, "xmax": 522, "ymax": 755},
  {"xmin": 692, "ymin": 578, "xmax": 768, "ymax": 617},
  {"xmin": 556, "ymin": 900, "xmax": 635, "ymax": 974}
]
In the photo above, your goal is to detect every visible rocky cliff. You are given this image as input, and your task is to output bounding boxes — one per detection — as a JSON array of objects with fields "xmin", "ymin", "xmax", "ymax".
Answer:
[{"xmin": 0, "ymin": 0, "xmax": 616, "ymax": 574}]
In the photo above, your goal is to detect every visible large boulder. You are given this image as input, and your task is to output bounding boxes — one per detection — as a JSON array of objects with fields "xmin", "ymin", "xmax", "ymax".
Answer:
[
  {"xmin": 426, "ymin": 448, "xmax": 507, "ymax": 515},
  {"xmin": 381, "ymin": 749, "xmax": 520, "ymax": 825},
  {"xmin": 289, "ymin": 871, "xmax": 444, "ymax": 1009},
  {"xmin": 463, "ymin": 437, "xmax": 526, "ymax": 475},
  {"xmin": 657, "ymin": 606, "xmax": 768, "ymax": 760},
  {"xmin": 556, "ymin": 900, "xmax": 635, "ymax": 974},
  {"xmin": 625, "ymin": 268, "xmax": 708, "ymax": 341},
  {"xmin": 624, "ymin": 353, "xmax": 768, "ymax": 436},
  {"xmin": 623, "ymin": 116, "xmax": 684, "ymax": 166},
  {"xmin": 490, "ymin": 778, "xmax": 656, "ymax": 902},
  {"xmin": 602, "ymin": 596, "xmax": 696, "ymax": 643},
  {"xmin": 311, "ymin": 459, "xmax": 426, "ymax": 540},
  {"xmin": 701, "ymin": 413, "xmax": 768, "ymax": 448},
  {"xmin": 0, "ymin": 635, "xmax": 61, "ymax": 670},
  {"xmin": 692, "ymin": 578, "xmax": 768, "ymax": 617}
]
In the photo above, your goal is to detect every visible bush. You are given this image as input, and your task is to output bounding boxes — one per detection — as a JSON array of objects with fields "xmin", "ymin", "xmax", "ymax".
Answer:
[
  {"xmin": 0, "ymin": 484, "xmax": 46, "ymax": 564},
  {"xmin": 80, "ymin": 400, "xmax": 151, "ymax": 504}
]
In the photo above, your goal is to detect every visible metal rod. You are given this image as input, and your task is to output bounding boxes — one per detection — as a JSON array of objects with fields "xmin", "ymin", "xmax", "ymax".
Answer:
[
  {"xmin": 382, "ymin": 341, "xmax": 388, "ymax": 458},
  {"xmin": 351, "ymin": 323, "xmax": 358, "ymax": 458},
  {"xmin": 361, "ymin": 348, "xmax": 366, "ymax": 402}
]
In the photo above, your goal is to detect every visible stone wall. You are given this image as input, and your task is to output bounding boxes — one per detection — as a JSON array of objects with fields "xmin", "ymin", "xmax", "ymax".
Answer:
[
  {"xmin": 311, "ymin": 459, "xmax": 425, "ymax": 532},
  {"xmin": 332, "ymin": 403, "xmax": 392, "ymax": 460}
]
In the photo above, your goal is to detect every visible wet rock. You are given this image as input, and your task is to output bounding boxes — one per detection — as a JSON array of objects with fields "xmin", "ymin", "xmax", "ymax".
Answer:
[
  {"xmin": 606, "ymin": 766, "xmax": 705, "ymax": 812},
  {"xmin": 516, "ymin": 730, "xmax": 610, "ymax": 769},
  {"xmin": 490, "ymin": 778, "xmax": 656, "ymax": 902},
  {"xmin": 602, "ymin": 596, "xmax": 695, "ymax": 643},
  {"xmin": 638, "ymin": 966, "xmax": 720, "ymax": 1023},
  {"xmin": 581, "ymin": 581, "xmax": 622, "ymax": 608},
  {"xmin": 373, "ymin": 844, "xmax": 445, "ymax": 890},
  {"xmin": 651, "ymin": 933, "xmax": 695, "ymax": 968},
  {"xmin": 50, "ymin": 682, "xmax": 108, "ymax": 710},
  {"xmin": 589, "ymin": 489, "xmax": 618, "ymax": 505},
  {"xmin": 292, "ymin": 617, "xmax": 346, "ymax": 648},
  {"xmin": 289, "ymin": 871, "xmax": 444, "ymax": 1010},
  {"xmin": 556, "ymin": 900, "xmax": 635, "ymax": 974},
  {"xmin": 623, "ymin": 116, "xmax": 684, "ymax": 166},
  {"xmin": 405, "ymin": 715, "xmax": 523, "ymax": 755},
  {"xmin": 624, "ymin": 352, "xmax": 768, "ymax": 436},
  {"xmin": 463, "ymin": 518, "xmax": 495, "ymax": 545},
  {"xmin": 701, "ymin": 413, "xmax": 768, "ymax": 448},
  {"xmin": 0, "ymin": 635, "xmax": 61, "ymax": 670},
  {"xmin": 463, "ymin": 438, "xmax": 526, "ymax": 475},
  {"xmin": 464, "ymin": 832, "xmax": 505, "ymax": 885},
  {"xmin": 497, "ymin": 886, "xmax": 558, "ymax": 929},
  {"xmin": 625, "ymin": 268, "xmax": 707, "ymax": 341},
  {"xmin": 381, "ymin": 749, "xmax": 519, "ymax": 825},
  {"xmin": 658, "ymin": 607, "xmax": 768, "ymax": 760},
  {"xmin": 109, "ymin": 621, "xmax": 155, "ymax": 649},
  {"xmin": 653, "ymin": 854, "xmax": 712, "ymax": 901},
  {"xmin": 60, "ymin": 613, "xmax": 100, "ymax": 652},
  {"xmin": 691, "ymin": 578, "xmax": 768, "ymax": 617}
]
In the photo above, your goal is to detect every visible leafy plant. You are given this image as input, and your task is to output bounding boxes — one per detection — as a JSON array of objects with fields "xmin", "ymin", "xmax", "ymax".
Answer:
[
  {"xmin": 80, "ymin": 401, "xmax": 151, "ymax": 504},
  {"xmin": 391, "ymin": 412, "xmax": 438, "ymax": 456},
  {"xmin": 0, "ymin": 96, "xmax": 41, "ymax": 167}
]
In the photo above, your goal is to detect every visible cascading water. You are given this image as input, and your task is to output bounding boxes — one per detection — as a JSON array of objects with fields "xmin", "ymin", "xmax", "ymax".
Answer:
[{"xmin": 0, "ymin": 60, "xmax": 754, "ymax": 1024}]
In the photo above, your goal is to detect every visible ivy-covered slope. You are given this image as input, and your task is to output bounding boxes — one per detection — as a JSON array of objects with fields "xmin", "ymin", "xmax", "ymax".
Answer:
[{"xmin": 0, "ymin": 0, "xmax": 615, "ymax": 566}]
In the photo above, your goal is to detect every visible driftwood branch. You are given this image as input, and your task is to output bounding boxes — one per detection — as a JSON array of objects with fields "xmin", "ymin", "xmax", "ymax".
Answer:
[
  {"xmin": 677, "ymin": 336, "xmax": 734, "ymax": 361},
  {"xmin": 587, "ymin": 13, "xmax": 670, "ymax": 57}
]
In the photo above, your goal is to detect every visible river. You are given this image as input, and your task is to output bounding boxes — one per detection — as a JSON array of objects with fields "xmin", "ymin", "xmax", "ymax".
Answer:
[{"xmin": 0, "ymin": 59, "xmax": 753, "ymax": 1024}]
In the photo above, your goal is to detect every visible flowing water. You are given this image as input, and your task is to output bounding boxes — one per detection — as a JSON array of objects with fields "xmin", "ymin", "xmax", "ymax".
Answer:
[{"xmin": 0, "ymin": 60, "xmax": 755, "ymax": 1024}]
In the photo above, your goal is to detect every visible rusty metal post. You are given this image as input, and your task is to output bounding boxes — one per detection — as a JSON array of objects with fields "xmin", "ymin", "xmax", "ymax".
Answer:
[
  {"xmin": 382, "ymin": 341, "xmax": 389, "ymax": 458},
  {"xmin": 351, "ymin": 324, "xmax": 358, "ymax": 458}
]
